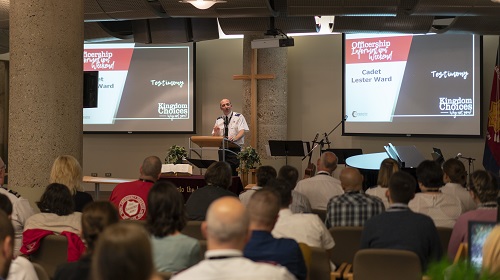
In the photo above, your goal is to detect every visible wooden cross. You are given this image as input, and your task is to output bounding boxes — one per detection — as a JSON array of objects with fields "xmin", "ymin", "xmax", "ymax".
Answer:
[{"xmin": 233, "ymin": 49, "xmax": 275, "ymax": 148}]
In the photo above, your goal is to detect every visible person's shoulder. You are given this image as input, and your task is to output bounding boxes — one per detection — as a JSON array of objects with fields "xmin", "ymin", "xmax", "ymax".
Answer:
[
  {"xmin": 216, "ymin": 116, "xmax": 223, "ymax": 120},
  {"xmin": 0, "ymin": 187, "xmax": 22, "ymax": 199}
]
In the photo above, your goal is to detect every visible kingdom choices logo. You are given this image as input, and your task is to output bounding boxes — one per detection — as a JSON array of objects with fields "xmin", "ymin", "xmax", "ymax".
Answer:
[{"xmin": 439, "ymin": 97, "xmax": 472, "ymax": 116}]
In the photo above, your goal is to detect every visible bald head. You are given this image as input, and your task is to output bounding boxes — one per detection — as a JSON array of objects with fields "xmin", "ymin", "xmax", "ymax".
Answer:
[
  {"xmin": 219, "ymin": 99, "xmax": 233, "ymax": 116},
  {"xmin": 340, "ymin": 167, "xmax": 363, "ymax": 192},
  {"xmin": 318, "ymin": 152, "xmax": 338, "ymax": 174},
  {"xmin": 205, "ymin": 197, "xmax": 249, "ymax": 247},
  {"xmin": 140, "ymin": 156, "xmax": 162, "ymax": 181},
  {"xmin": 247, "ymin": 189, "xmax": 280, "ymax": 230}
]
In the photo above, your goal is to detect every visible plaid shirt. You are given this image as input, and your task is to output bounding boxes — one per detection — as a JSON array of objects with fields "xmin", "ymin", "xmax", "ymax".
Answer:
[{"xmin": 325, "ymin": 191, "xmax": 385, "ymax": 228}]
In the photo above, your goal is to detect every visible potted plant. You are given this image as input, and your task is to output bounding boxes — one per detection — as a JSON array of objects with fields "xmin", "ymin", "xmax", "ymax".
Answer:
[
  {"xmin": 165, "ymin": 145, "xmax": 187, "ymax": 164},
  {"xmin": 237, "ymin": 146, "xmax": 261, "ymax": 170}
]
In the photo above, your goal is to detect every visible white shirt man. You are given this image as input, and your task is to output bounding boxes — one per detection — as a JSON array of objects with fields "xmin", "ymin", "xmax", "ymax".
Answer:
[
  {"xmin": 212, "ymin": 99, "xmax": 249, "ymax": 146},
  {"xmin": 173, "ymin": 197, "xmax": 294, "ymax": 280},
  {"xmin": 295, "ymin": 171, "xmax": 344, "ymax": 210},
  {"xmin": 0, "ymin": 157, "xmax": 34, "ymax": 256},
  {"xmin": 294, "ymin": 152, "xmax": 344, "ymax": 210}
]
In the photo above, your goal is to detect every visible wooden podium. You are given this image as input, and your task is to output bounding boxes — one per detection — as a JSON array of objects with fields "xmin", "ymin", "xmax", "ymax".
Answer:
[{"xmin": 189, "ymin": 136, "xmax": 240, "ymax": 164}]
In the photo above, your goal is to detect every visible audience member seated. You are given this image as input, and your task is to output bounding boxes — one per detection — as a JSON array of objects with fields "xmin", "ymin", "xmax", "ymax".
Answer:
[
  {"xmin": 295, "ymin": 152, "xmax": 343, "ymax": 210},
  {"xmin": 239, "ymin": 165, "xmax": 276, "ymax": 206},
  {"xmin": 278, "ymin": 165, "xmax": 312, "ymax": 213},
  {"xmin": 360, "ymin": 171, "xmax": 442, "ymax": 272},
  {"xmin": 50, "ymin": 155, "xmax": 93, "ymax": 212},
  {"xmin": 109, "ymin": 156, "xmax": 162, "ymax": 220},
  {"xmin": 243, "ymin": 189, "xmax": 307, "ymax": 280},
  {"xmin": 365, "ymin": 158, "xmax": 399, "ymax": 209},
  {"xmin": 172, "ymin": 197, "xmax": 294, "ymax": 280},
  {"xmin": 91, "ymin": 222, "xmax": 162, "ymax": 280},
  {"xmin": 21, "ymin": 183, "xmax": 85, "ymax": 261},
  {"xmin": 147, "ymin": 181, "xmax": 201, "ymax": 273},
  {"xmin": 54, "ymin": 201, "xmax": 119, "ymax": 280},
  {"xmin": 409, "ymin": 160, "xmax": 463, "ymax": 228},
  {"xmin": 0, "ymin": 210, "xmax": 14, "ymax": 280},
  {"xmin": 447, "ymin": 170, "xmax": 498, "ymax": 259},
  {"xmin": 441, "ymin": 158, "xmax": 477, "ymax": 213},
  {"xmin": 185, "ymin": 162, "xmax": 237, "ymax": 221},
  {"xmin": 0, "ymin": 156, "xmax": 34, "ymax": 256},
  {"xmin": 483, "ymin": 224, "xmax": 500, "ymax": 277},
  {"xmin": 325, "ymin": 167, "xmax": 385, "ymax": 228},
  {"xmin": 269, "ymin": 178, "xmax": 335, "ymax": 269},
  {"xmin": 0, "ymin": 194, "xmax": 38, "ymax": 280}
]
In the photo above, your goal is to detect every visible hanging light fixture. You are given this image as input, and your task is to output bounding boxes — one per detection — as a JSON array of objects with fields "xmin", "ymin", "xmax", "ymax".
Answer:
[{"xmin": 179, "ymin": 0, "xmax": 226, "ymax": 10}]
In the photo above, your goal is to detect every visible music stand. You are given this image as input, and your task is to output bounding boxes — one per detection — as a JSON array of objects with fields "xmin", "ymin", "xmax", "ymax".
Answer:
[{"xmin": 268, "ymin": 140, "xmax": 306, "ymax": 165}]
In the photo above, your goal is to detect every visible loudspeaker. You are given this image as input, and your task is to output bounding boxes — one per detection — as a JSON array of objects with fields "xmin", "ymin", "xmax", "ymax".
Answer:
[{"xmin": 83, "ymin": 71, "xmax": 98, "ymax": 108}]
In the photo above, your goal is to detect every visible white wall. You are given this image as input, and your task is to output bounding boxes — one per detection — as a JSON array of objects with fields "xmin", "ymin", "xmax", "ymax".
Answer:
[{"xmin": 82, "ymin": 35, "xmax": 498, "ymax": 191}]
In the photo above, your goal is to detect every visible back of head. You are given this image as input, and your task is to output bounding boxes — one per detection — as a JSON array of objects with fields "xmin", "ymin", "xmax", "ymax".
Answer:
[
  {"xmin": 256, "ymin": 166, "xmax": 277, "ymax": 186},
  {"xmin": 442, "ymin": 158, "xmax": 467, "ymax": 186},
  {"xmin": 0, "ymin": 193, "xmax": 12, "ymax": 216},
  {"xmin": 82, "ymin": 201, "xmax": 119, "ymax": 253},
  {"xmin": 340, "ymin": 167, "xmax": 363, "ymax": 191},
  {"xmin": 205, "ymin": 161, "xmax": 232, "ymax": 189},
  {"xmin": 246, "ymin": 189, "xmax": 280, "ymax": 229},
  {"xmin": 141, "ymin": 156, "xmax": 162, "ymax": 179},
  {"xmin": 37, "ymin": 183, "xmax": 75, "ymax": 216},
  {"xmin": 147, "ymin": 181, "xmax": 187, "ymax": 237},
  {"xmin": 416, "ymin": 160, "xmax": 444, "ymax": 188},
  {"xmin": 388, "ymin": 171, "xmax": 416, "ymax": 204},
  {"xmin": 50, "ymin": 155, "xmax": 82, "ymax": 194},
  {"xmin": 92, "ymin": 222, "xmax": 154, "ymax": 280},
  {"xmin": 0, "ymin": 210, "xmax": 13, "ymax": 278},
  {"xmin": 377, "ymin": 158, "xmax": 400, "ymax": 188},
  {"xmin": 265, "ymin": 178, "xmax": 292, "ymax": 208},
  {"xmin": 319, "ymin": 152, "xmax": 338, "ymax": 173},
  {"xmin": 278, "ymin": 165, "xmax": 299, "ymax": 189},
  {"xmin": 206, "ymin": 197, "xmax": 249, "ymax": 245},
  {"xmin": 468, "ymin": 170, "xmax": 499, "ymax": 203}
]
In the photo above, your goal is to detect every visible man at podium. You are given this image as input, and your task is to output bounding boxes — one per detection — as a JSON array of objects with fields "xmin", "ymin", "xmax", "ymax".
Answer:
[{"xmin": 212, "ymin": 98, "xmax": 249, "ymax": 175}]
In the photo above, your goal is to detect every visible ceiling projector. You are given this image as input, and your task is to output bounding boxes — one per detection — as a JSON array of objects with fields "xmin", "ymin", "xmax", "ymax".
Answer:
[{"xmin": 251, "ymin": 37, "xmax": 295, "ymax": 49}]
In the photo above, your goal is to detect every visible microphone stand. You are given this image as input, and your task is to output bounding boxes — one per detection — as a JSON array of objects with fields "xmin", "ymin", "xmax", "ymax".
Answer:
[{"xmin": 302, "ymin": 117, "xmax": 345, "ymax": 160}]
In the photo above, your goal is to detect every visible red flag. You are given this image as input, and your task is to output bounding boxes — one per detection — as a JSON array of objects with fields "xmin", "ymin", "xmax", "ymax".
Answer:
[{"xmin": 483, "ymin": 47, "xmax": 500, "ymax": 175}]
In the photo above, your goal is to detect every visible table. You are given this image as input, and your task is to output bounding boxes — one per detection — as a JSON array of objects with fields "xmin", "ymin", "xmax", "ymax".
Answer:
[
  {"xmin": 159, "ymin": 175, "xmax": 243, "ymax": 202},
  {"xmin": 82, "ymin": 176, "xmax": 134, "ymax": 200}
]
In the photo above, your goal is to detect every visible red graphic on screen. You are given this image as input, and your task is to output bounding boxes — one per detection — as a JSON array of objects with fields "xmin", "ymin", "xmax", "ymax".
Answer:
[
  {"xmin": 83, "ymin": 48, "xmax": 134, "ymax": 71},
  {"xmin": 345, "ymin": 36, "xmax": 413, "ymax": 64}
]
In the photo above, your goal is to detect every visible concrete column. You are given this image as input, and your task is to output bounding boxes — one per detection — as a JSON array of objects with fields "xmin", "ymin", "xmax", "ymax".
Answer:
[
  {"xmin": 9, "ymin": 0, "xmax": 84, "ymax": 205},
  {"xmin": 242, "ymin": 35, "xmax": 288, "ymax": 163}
]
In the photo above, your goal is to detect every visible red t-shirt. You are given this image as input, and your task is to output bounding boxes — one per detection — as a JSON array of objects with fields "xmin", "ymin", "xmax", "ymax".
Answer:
[{"xmin": 109, "ymin": 180, "xmax": 153, "ymax": 220}]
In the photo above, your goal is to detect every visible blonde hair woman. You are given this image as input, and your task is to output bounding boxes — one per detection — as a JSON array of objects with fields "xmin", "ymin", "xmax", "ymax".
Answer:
[
  {"xmin": 50, "ymin": 155, "xmax": 93, "ymax": 212},
  {"xmin": 366, "ymin": 158, "xmax": 400, "ymax": 209}
]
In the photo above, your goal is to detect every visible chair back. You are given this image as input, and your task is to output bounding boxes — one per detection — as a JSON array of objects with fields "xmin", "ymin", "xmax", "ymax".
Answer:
[
  {"xmin": 298, "ymin": 243, "xmax": 312, "ymax": 280},
  {"xmin": 182, "ymin": 220, "xmax": 205, "ymax": 240},
  {"xmin": 30, "ymin": 235, "xmax": 68, "ymax": 278},
  {"xmin": 310, "ymin": 246, "xmax": 331, "ymax": 280},
  {"xmin": 311, "ymin": 209, "xmax": 327, "ymax": 223},
  {"xmin": 436, "ymin": 227, "xmax": 452, "ymax": 255},
  {"xmin": 32, "ymin": 262, "xmax": 50, "ymax": 280},
  {"xmin": 353, "ymin": 249, "xmax": 422, "ymax": 280},
  {"xmin": 329, "ymin": 226, "xmax": 363, "ymax": 267}
]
